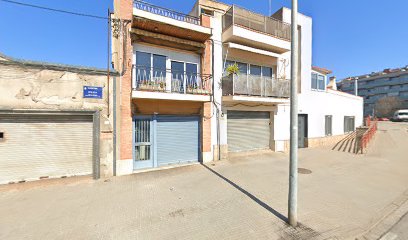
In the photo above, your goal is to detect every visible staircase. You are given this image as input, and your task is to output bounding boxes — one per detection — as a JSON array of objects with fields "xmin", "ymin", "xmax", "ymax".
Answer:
[{"xmin": 332, "ymin": 118, "xmax": 378, "ymax": 154}]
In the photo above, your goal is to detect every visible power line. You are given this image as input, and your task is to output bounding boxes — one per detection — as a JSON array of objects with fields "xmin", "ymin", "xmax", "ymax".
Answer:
[{"xmin": 0, "ymin": 0, "xmax": 108, "ymax": 20}]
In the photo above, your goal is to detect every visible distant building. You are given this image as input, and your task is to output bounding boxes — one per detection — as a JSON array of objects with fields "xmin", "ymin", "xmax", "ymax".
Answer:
[{"xmin": 338, "ymin": 66, "xmax": 408, "ymax": 117}]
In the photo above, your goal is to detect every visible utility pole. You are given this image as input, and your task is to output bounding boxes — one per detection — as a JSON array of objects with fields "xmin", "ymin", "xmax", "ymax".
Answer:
[
  {"xmin": 269, "ymin": 0, "xmax": 272, "ymax": 16},
  {"xmin": 288, "ymin": 0, "xmax": 299, "ymax": 228}
]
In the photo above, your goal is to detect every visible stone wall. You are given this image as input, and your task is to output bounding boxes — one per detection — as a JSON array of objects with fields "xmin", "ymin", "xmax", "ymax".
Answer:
[{"xmin": 0, "ymin": 57, "xmax": 116, "ymax": 178}]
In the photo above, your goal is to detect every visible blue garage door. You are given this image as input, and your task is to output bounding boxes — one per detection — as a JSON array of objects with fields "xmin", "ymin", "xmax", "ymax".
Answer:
[{"xmin": 156, "ymin": 116, "xmax": 200, "ymax": 166}]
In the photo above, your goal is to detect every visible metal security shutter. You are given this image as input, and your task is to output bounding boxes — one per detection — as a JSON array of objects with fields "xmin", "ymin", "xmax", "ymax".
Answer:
[
  {"xmin": 227, "ymin": 111, "xmax": 270, "ymax": 152},
  {"xmin": 156, "ymin": 116, "xmax": 200, "ymax": 166},
  {"xmin": 0, "ymin": 114, "xmax": 93, "ymax": 184}
]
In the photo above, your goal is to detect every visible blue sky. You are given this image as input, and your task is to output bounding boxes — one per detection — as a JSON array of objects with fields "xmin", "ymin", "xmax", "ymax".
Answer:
[{"xmin": 0, "ymin": 0, "xmax": 407, "ymax": 79}]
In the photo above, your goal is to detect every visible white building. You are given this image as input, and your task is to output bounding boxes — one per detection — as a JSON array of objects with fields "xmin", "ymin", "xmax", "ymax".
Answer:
[{"xmin": 192, "ymin": 1, "xmax": 363, "ymax": 156}]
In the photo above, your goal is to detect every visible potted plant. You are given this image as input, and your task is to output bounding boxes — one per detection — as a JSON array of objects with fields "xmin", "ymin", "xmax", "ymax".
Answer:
[{"xmin": 226, "ymin": 63, "xmax": 239, "ymax": 76}]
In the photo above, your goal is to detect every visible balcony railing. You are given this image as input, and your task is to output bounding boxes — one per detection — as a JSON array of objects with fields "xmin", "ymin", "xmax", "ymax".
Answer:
[
  {"xmin": 132, "ymin": 66, "xmax": 212, "ymax": 95},
  {"xmin": 222, "ymin": 74, "xmax": 290, "ymax": 98},
  {"xmin": 222, "ymin": 5, "xmax": 291, "ymax": 41},
  {"xmin": 134, "ymin": 0, "xmax": 201, "ymax": 25}
]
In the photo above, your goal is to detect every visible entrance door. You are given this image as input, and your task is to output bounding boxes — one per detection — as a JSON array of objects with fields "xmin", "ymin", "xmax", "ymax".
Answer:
[
  {"xmin": 298, "ymin": 114, "xmax": 308, "ymax": 148},
  {"xmin": 133, "ymin": 116, "xmax": 200, "ymax": 170},
  {"xmin": 134, "ymin": 118, "xmax": 154, "ymax": 169}
]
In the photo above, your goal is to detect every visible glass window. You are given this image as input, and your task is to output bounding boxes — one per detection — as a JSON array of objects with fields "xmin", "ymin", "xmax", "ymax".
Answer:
[
  {"xmin": 171, "ymin": 61, "xmax": 185, "ymax": 93},
  {"xmin": 318, "ymin": 75, "xmax": 325, "ymax": 90},
  {"xmin": 249, "ymin": 65, "xmax": 261, "ymax": 76},
  {"xmin": 311, "ymin": 73, "xmax": 318, "ymax": 89},
  {"xmin": 262, "ymin": 67, "xmax": 273, "ymax": 78},
  {"xmin": 152, "ymin": 54, "xmax": 166, "ymax": 81},
  {"xmin": 236, "ymin": 62, "xmax": 248, "ymax": 75},
  {"xmin": 186, "ymin": 63, "xmax": 198, "ymax": 87},
  {"xmin": 136, "ymin": 51, "xmax": 151, "ymax": 82}
]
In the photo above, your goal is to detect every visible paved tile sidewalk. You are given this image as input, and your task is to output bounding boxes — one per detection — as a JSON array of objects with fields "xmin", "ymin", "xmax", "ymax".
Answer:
[{"xmin": 0, "ymin": 122, "xmax": 407, "ymax": 240}]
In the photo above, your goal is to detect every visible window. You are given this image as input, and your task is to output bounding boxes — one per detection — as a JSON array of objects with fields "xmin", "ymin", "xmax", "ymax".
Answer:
[
  {"xmin": 152, "ymin": 54, "xmax": 166, "ymax": 81},
  {"xmin": 311, "ymin": 73, "xmax": 325, "ymax": 90},
  {"xmin": 0, "ymin": 132, "xmax": 4, "ymax": 141},
  {"xmin": 317, "ymin": 75, "xmax": 325, "ymax": 90},
  {"xmin": 171, "ymin": 61, "xmax": 185, "ymax": 93},
  {"xmin": 249, "ymin": 65, "xmax": 261, "ymax": 76},
  {"xmin": 136, "ymin": 51, "xmax": 151, "ymax": 81},
  {"xmin": 344, "ymin": 116, "xmax": 355, "ymax": 133},
  {"xmin": 311, "ymin": 73, "xmax": 318, "ymax": 89},
  {"xmin": 262, "ymin": 67, "xmax": 273, "ymax": 79},
  {"xmin": 201, "ymin": 8, "xmax": 214, "ymax": 16},
  {"xmin": 325, "ymin": 115, "xmax": 332, "ymax": 136}
]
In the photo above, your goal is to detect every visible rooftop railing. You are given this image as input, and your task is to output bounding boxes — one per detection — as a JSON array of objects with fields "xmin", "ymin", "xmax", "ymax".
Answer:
[
  {"xmin": 132, "ymin": 65, "xmax": 212, "ymax": 95},
  {"xmin": 222, "ymin": 74, "xmax": 290, "ymax": 98},
  {"xmin": 134, "ymin": 0, "xmax": 201, "ymax": 26},
  {"xmin": 222, "ymin": 5, "xmax": 291, "ymax": 41}
]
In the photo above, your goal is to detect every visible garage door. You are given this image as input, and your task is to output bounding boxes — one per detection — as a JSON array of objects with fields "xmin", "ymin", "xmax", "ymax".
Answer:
[
  {"xmin": 0, "ymin": 114, "xmax": 94, "ymax": 184},
  {"xmin": 227, "ymin": 111, "xmax": 270, "ymax": 152},
  {"xmin": 156, "ymin": 116, "xmax": 200, "ymax": 166}
]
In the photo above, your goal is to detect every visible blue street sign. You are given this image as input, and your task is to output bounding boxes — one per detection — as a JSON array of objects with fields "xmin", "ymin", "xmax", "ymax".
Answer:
[{"xmin": 83, "ymin": 86, "xmax": 103, "ymax": 99}]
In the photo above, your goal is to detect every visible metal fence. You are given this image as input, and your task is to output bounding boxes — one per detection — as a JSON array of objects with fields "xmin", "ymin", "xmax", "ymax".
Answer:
[
  {"xmin": 134, "ymin": 0, "xmax": 201, "ymax": 25},
  {"xmin": 222, "ymin": 5, "xmax": 291, "ymax": 41},
  {"xmin": 132, "ymin": 65, "xmax": 212, "ymax": 95},
  {"xmin": 222, "ymin": 74, "xmax": 290, "ymax": 98}
]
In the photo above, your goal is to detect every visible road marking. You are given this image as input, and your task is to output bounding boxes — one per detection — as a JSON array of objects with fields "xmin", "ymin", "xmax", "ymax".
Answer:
[{"xmin": 380, "ymin": 232, "xmax": 398, "ymax": 240}]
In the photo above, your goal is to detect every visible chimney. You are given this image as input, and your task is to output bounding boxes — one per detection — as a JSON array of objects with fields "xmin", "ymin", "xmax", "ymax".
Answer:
[
  {"xmin": 354, "ymin": 77, "xmax": 359, "ymax": 96},
  {"xmin": 328, "ymin": 76, "xmax": 337, "ymax": 90}
]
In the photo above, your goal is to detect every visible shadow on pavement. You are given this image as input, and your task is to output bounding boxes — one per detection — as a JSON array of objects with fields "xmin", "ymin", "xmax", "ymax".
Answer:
[
  {"xmin": 201, "ymin": 163, "xmax": 322, "ymax": 239},
  {"xmin": 201, "ymin": 163, "xmax": 288, "ymax": 222}
]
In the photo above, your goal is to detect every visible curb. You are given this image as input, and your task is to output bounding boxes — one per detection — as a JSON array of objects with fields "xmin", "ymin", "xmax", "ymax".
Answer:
[{"xmin": 354, "ymin": 189, "xmax": 408, "ymax": 240}]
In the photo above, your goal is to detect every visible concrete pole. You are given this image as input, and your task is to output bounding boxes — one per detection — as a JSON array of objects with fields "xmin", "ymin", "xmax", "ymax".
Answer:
[{"xmin": 288, "ymin": 0, "xmax": 299, "ymax": 228}]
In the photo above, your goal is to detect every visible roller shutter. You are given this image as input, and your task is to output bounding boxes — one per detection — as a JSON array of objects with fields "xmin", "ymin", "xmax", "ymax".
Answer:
[
  {"xmin": 0, "ymin": 114, "xmax": 93, "ymax": 184},
  {"xmin": 227, "ymin": 111, "xmax": 270, "ymax": 152},
  {"xmin": 156, "ymin": 116, "xmax": 200, "ymax": 166}
]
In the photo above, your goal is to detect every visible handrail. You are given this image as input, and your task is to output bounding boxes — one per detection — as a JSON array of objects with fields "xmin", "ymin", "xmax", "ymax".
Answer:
[
  {"xmin": 131, "ymin": 65, "xmax": 212, "ymax": 95},
  {"xmin": 222, "ymin": 5, "xmax": 291, "ymax": 41},
  {"xmin": 134, "ymin": 0, "xmax": 201, "ymax": 25},
  {"xmin": 360, "ymin": 117, "xmax": 378, "ymax": 153}
]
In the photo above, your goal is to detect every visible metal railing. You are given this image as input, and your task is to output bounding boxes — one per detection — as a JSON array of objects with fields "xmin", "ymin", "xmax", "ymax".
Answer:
[
  {"xmin": 134, "ymin": 0, "xmax": 201, "ymax": 25},
  {"xmin": 222, "ymin": 74, "xmax": 290, "ymax": 98},
  {"xmin": 222, "ymin": 5, "xmax": 291, "ymax": 41},
  {"xmin": 132, "ymin": 65, "xmax": 212, "ymax": 95},
  {"xmin": 358, "ymin": 117, "xmax": 378, "ymax": 154}
]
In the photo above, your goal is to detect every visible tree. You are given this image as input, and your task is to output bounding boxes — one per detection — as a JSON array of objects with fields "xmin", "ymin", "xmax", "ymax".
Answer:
[{"xmin": 374, "ymin": 96, "xmax": 403, "ymax": 118}]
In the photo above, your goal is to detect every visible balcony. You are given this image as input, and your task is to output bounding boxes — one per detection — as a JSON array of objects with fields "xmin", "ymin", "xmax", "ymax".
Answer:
[
  {"xmin": 222, "ymin": 74, "xmax": 290, "ymax": 102},
  {"xmin": 132, "ymin": 0, "xmax": 211, "ymax": 44},
  {"xmin": 222, "ymin": 5, "xmax": 291, "ymax": 53},
  {"xmin": 132, "ymin": 65, "xmax": 212, "ymax": 102}
]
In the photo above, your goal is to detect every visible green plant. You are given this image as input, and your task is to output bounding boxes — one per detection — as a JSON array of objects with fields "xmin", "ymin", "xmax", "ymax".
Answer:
[{"xmin": 226, "ymin": 63, "xmax": 239, "ymax": 76}]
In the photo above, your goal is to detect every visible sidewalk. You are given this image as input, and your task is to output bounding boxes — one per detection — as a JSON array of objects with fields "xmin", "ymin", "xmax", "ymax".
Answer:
[{"xmin": 0, "ymin": 122, "xmax": 407, "ymax": 240}]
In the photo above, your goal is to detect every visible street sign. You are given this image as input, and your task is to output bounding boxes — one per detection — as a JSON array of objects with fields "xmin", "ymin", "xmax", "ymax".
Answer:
[{"xmin": 83, "ymin": 86, "xmax": 103, "ymax": 99}]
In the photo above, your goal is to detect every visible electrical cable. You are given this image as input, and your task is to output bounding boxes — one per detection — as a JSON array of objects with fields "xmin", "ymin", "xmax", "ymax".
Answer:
[{"xmin": 0, "ymin": 0, "xmax": 108, "ymax": 20}]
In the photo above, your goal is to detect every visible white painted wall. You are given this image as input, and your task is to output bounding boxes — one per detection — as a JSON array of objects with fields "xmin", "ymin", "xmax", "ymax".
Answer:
[{"xmin": 280, "ymin": 8, "xmax": 363, "ymax": 138}]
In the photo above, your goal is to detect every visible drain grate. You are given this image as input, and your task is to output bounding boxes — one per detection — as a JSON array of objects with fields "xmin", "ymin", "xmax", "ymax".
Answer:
[{"xmin": 298, "ymin": 168, "xmax": 312, "ymax": 174}]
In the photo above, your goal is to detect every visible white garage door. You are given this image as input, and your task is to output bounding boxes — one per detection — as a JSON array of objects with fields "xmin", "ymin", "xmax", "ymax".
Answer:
[
  {"xmin": 0, "ymin": 114, "xmax": 94, "ymax": 184},
  {"xmin": 227, "ymin": 111, "xmax": 271, "ymax": 152}
]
